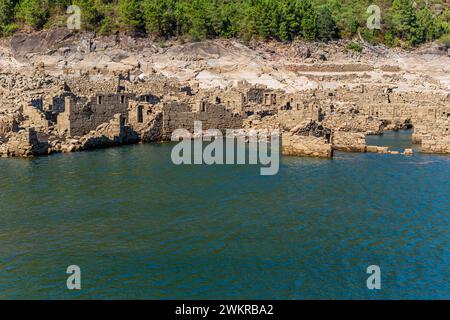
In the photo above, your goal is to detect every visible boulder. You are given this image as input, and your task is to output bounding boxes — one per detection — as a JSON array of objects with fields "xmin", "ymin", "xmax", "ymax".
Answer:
[{"xmin": 403, "ymin": 148, "xmax": 414, "ymax": 156}]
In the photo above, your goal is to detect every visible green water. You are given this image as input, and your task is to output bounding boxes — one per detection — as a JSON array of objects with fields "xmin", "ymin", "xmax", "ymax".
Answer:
[{"xmin": 0, "ymin": 131, "xmax": 449, "ymax": 299}]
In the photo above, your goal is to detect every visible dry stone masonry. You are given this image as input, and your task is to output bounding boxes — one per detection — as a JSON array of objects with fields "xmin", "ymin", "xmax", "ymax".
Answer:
[{"xmin": 0, "ymin": 70, "xmax": 448, "ymax": 158}]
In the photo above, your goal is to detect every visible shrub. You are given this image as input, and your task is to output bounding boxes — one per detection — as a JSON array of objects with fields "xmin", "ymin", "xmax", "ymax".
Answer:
[
  {"xmin": 1, "ymin": 23, "xmax": 19, "ymax": 36},
  {"xmin": 438, "ymin": 33, "xmax": 450, "ymax": 48},
  {"xmin": 346, "ymin": 42, "xmax": 363, "ymax": 52}
]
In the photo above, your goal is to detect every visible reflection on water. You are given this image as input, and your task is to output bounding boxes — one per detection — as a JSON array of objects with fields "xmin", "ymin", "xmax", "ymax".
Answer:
[{"xmin": 0, "ymin": 134, "xmax": 449, "ymax": 299}]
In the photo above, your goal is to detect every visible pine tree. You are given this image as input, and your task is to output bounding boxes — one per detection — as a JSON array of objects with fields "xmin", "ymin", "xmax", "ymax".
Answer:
[
  {"xmin": 0, "ymin": 0, "xmax": 14, "ymax": 28},
  {"xmin": 390, "ymin": 0, "xmax": 420, "ymax": 45},
  {"xmin": 300, "ymin": 0, "xmax": 317, "ymax": 40},
  {"xmin": 0, "ymin": 0, "xmax": 448, "ymax": 46},
  {"xmin": 72, "ymin": 0, "xmax": 104, "ymax": 30},
  {"xmin": 17, "ymin": 0, "xmax": 49, "ymax": 30},
  {"xmin": 118, "ymin": 0, "xmax": 143, "ymax": 32},
  {"xmin": 316, "ymin": 6, "xmax": 338, "ymax": 41}
]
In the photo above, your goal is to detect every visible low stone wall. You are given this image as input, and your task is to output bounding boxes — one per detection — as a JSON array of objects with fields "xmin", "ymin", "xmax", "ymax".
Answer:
[{"xmin": 282, "ymin": 133, "xmax": 333, "ymax": 158}]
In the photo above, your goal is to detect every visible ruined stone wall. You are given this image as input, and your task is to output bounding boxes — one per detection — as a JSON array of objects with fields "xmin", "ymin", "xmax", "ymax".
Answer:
[
  {"xmin": 161, "ymin": 101, "xmax": 243, "ymax": 139},
  {"xmin": 323, "ymin": 114, "xmax": 383, "ymax": 134},
  {"xmin": 79, "ymin": 114, "xmax": 137, "ymax": 149},
  {"xmin": 414, "ymin": 111, "xmax": 450, "ymax": 153},
  {"xmin": 270, "ymin": 86, "xmax": 447, "ymax": 124},
  {"xmin": 419, "ymin": 118, "xmax": 450, "ymax": 153},
  {"xmin": 236, "ymin": 84, "xmax": 448, "ymax": 154},
  {"xmin": 51, "ymin": 92, "xmax": 77, "ymax": 113},
  {"xmin": 204, "ymin": 90, "xmax": 245, "ymax": 112},
  {"xmin": 332, "ymin": 131, "xmax": 366, "ymax": 152},
  {"xmin": 57, "ymin": 93, "xmax": 134, "ymax": 136},
  {"xmin": 128, "ymin": 101, "xmax": 154, "ymax": 129},
  {"xmin": 282, "ymin": 133, "xmax": 332, "ymax": 158},
  {"xmin": 22, "ymin": 104, "xmax": 50, "ymax": 130}
]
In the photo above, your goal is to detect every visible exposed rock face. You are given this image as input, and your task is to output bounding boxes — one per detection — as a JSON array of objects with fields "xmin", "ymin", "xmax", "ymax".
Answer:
[{"xmin": 0, "ymin": 128, "xmax": 49, "ymax": 157}]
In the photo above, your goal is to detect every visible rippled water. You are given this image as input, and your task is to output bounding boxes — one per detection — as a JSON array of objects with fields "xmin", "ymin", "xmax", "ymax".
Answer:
[{"xmin": 0, "ymin": 131, "xmax": 449, "ymax": 299}]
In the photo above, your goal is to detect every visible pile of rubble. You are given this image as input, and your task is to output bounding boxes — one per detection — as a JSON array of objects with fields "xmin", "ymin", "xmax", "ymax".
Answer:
[{"xmin": 323, "ymin": 113, "xmax": 384, "ymax": 135}]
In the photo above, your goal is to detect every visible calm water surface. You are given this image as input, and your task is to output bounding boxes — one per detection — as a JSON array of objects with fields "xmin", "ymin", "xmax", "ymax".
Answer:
[{"xmin": 0, "ymin": 131, "xmax": 449, "ymax": 299}]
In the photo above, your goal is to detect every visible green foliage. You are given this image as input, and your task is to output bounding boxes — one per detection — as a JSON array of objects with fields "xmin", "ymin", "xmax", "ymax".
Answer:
[
  {"xmin": 346, "ymin": 42, "xmax": 363, "ymax": 52},
  {"xmin": 386, "ymin": 0, "xmax": 449, "ymax": 46},
  {"xmin": 389, "ymin": 0, "xmax": 421, "ymax": 45},
  {"xmin": 0, "ymin": 0, "xmax": 448, "ymax": 47},
  {"xmin": 0, "ymin": 0, "xmax": 14, "ymax": 25},
  {"xmin": 119, "ymin": 0, "xmax": 143, "ymax": 32},
  {"xmin": 300, "ymin": 0, "xmax": 317, "ymax": 41},
  {"xmin": 438, "ymin": 33, "xmax": 450, "ymax": 48},
  {"xmin": 1, "ymin": 22, "xmax": 18, "ymax": 35},
  {"xmin": 17, "ymin": 0, "xmax": 49, "ymax": 29},
  {"xmin": 142, "ymin": 0, "xmax": 177, "ymax": 38},
  {"xmin": 316, "ymin": 5, "xmax": 338, "ymax": 41},
  {"xmin": 72, "ymin": 0, "xmax": 104, "ymax": 30},
  {"xmin": 0, "ymin": 0, "xmax": 14, "ymax": 35}
]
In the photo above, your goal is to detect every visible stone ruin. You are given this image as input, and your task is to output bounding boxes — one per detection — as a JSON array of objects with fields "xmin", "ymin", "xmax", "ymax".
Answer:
[{"xmin": 0, "ymin": 75, "xmax": 448, "ymax": 158}]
